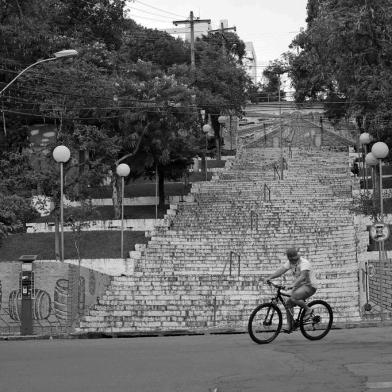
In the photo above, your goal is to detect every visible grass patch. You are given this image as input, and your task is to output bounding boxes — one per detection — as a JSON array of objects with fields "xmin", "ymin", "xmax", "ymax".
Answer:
[{"xmin": 0, "ymin": 231, "xmax": 149, "ymax": 261}]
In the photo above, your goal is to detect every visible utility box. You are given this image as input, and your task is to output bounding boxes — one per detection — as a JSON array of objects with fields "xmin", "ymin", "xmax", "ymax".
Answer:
[{"xmin": 19, "ymin": 255, "xmax": 37, "ymax": 335}]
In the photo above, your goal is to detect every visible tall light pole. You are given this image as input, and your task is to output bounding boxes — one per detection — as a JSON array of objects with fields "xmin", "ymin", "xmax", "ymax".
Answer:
[
  {"xmin": 371, "ymin": 142, "xmax": 389, "ymax": 222},
  {"xmin": 116, "ymin": 163, "xmax": 130, "ymax": 259},
  {"xmin": 0, "ymin": 49, "xmax": 78, "ymax": 96},
  {"xmin": 359, "ymin": 132, "xmax": 371, "ymax": 192},
  {"xmin": 217, "ymin": 116, "xmax": 227, "ymax": 161},
  {"xmin": 53, "ymin": 145, "xmax": 71, "ymax": 262},
  {"xmin": 202, "ymin": 124, "xmax": 212, "ymax": 181},
  {"xmin": 366, "ymin": 141, "xmax": 389, "ymax": 318},
  {"xmin": 278, "ymin": 74, "xmax": 284, "ymax": 180}
]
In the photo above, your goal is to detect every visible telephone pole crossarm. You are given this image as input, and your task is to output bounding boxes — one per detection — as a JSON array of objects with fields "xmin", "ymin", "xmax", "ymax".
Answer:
[
  {"xmin": 173, "ymin": 11, "xmax": 211, "ymax": 71},
  {"xmin": 208, "ymin": 23, "xmax": 237, "ymax": 56},
  {"xmin": 173, "ymin": 18, "xmax": 211, "ymax": 26}
]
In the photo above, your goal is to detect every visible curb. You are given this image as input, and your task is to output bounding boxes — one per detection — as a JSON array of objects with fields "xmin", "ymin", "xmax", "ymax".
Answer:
[{"xmin": 1, "ymin": 320, "xmax": 392, "ymax": 341}]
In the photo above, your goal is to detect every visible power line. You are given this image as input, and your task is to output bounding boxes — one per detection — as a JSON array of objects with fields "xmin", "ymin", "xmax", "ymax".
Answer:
[
  {"xmin": 128, "ymin": 5, "xmax": 180, "ymax": 21},
  {"xmin": 131, "ymin": 0, "xmax": 186, "ymax": 19},
  {"xmin": 129, "ymin": 12, "xmax": 170, "ymax": 23}
]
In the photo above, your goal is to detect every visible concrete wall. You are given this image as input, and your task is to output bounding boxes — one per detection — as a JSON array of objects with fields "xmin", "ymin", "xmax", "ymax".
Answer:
[
  {"xmin": 367, "ymin": 254, "xmax": 392, "ymax": 312},
  {"xmin": 0, "ymin": 261, "xmax": 111, "ymax": 336}
]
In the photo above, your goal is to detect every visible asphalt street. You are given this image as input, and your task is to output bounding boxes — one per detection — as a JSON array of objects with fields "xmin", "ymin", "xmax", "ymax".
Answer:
[{"xmin": 0, "ymin": 326, "xmax": 391, "ymax": 392}]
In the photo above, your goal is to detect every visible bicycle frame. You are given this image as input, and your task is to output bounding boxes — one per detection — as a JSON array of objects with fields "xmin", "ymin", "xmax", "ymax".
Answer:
[{"xmin": 268, "ymin": 283, "xmax": 304, "ymax": 329}]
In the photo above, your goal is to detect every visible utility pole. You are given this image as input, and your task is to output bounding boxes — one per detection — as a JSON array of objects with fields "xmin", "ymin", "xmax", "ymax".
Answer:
[
  {"xmin": 279, "ymin": 75, "xmax": 284, "ymax": 180},
  {"xmin": 173, "ymin": 11, "xmax": 211, "ymax": 71},
  {"xmin": 209, "ymin": 22, "xmax": 236, "ymax": 56}
]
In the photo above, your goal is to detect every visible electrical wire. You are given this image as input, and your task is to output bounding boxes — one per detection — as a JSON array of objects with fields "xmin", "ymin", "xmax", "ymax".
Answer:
[
  {"xmin": 127, "ymin": 5, "xmax": 174, "ymax": 19},
  {"xmin": 132, "ymin": 0, "xmax": 186, "ymax": 19},
  {"xmin": 127, "ymin": 12, "xmax": 170, "ymax": 23}
]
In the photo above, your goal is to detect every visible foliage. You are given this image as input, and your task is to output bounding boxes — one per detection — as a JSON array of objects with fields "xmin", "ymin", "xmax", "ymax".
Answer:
[
  {"xmin": 350, "ymin": 192, "xmax": 379, "ymax": 222},
  {"xmin": 193, "ymin": 34, "xmax": 250, "ymax": 158},
  {"xmin": 0, "ymin": 193, "xmax": 38, "ymax": 244},
  {"xmin": 120, "ymin": 19, "xmax": 189, "ymax": 69},
  {"xmin": 117, "ymin": 61, "xmax": 199, "ymax": 206},
  {"xmin": 64, "ymin": 201, "xmax": 101, "ymax": 261},
  {"xmin": 0, "ymin": 0, "xmax": 252, "ymax": 228},
  {"xmin": 287, "ymin": 0, "xmax": 392, "ymax": 156},
  {"xmin": 256, "ymin": 60, "xmax": 288, "ymax": 102}
]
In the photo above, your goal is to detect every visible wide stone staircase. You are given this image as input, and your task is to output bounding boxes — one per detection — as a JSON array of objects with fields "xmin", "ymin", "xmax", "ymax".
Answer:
[{"xmin": 78, "ymin": 146, "xmax": 368, "ymax": 333}]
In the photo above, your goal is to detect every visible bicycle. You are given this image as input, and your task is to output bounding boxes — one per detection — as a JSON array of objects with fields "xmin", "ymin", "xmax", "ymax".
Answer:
[{"xmin": 248, "ymin": 281, "xmax": 333, "ymax": 344}]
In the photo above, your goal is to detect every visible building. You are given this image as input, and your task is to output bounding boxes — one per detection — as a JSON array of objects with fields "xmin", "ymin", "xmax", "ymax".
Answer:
[{"xmin": 244, "ymin": 42, "xmax": 257, "ymax": 84}]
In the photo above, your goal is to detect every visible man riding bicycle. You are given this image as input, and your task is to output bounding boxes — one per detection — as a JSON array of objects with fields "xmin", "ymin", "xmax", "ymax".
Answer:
[{"xmin": 266, "ymin": 247, "xmax": 317, "ymax": 332}]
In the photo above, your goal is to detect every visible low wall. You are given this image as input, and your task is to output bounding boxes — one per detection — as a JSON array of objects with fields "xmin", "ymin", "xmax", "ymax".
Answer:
[
  {"xmin": 367, "ymin": 254, "xmax": 392, "ymax": 312},
  {"xmin": 27, "ymin": 218, "xmax": 162, "ymax": 233},
  {"xmin": 0, "ymin": 261, "xmax": 111, "ymax": 336}
]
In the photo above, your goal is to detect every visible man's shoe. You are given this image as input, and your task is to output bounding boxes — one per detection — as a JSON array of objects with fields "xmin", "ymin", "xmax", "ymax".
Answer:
[{"xmin": 282, "ymin": 327, "xmax": 293, "ymax": 334}]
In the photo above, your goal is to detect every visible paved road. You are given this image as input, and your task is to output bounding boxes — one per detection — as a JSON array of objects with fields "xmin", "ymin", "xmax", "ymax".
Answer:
[{"xmin": 0, "ymin": 326, "xmax": 391, "ymax": 392}]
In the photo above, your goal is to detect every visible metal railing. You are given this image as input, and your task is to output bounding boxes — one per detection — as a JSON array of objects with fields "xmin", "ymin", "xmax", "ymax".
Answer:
[
  {"xmin": 212, "ymin": 251, "xmax": 241, "ymax": 326},
  {"xmin": 263, "ymin": 184, "xmax": 271, "ymax": 201},
  {"xmin": 273, "ymin": 164, "xmax": 281, "ymax": 179},
  {"xmin": 229, "ymin": 251, "xmax": 241, "ymax": 277},
  {"xmin": 250, "ymin": 210, "xmax": 258, "ymax": 231}
]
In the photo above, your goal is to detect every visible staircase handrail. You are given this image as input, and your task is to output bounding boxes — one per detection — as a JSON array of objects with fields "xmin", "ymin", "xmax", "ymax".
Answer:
[
  {"xmin": 273, "ymin": 164, "xmax": 281, "ymax": 180},
  {"xmin": 264, "ymin": 184, "xmax": 271, "ymax": 201},
  {"xmin": 250, "ymin": 210, "xmax": 258, "ymax": 231},
  {"xmin": 212, "ymin": 250, "xmax": 241, "ymax": 326}
]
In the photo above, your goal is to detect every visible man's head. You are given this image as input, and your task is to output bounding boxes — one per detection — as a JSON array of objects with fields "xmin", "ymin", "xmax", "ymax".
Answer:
[{"xmin": 286, "ymin": 248, "xmax": 300, "ymax": 264}]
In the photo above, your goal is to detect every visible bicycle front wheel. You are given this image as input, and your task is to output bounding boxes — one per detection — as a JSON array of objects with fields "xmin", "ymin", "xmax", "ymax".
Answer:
[
  {"xmin": 300, "ymin": 300, "xmax": 333, "ymax": 341},
  {"xmin": 248, "ymin": 303, "xmax": 283, "ymax": 344}
]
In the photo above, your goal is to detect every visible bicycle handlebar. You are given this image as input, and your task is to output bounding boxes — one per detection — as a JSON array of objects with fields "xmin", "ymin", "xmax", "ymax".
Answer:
[{"xmin": 266, "ymin": 280, "xmax": 291, "ymax": 291}]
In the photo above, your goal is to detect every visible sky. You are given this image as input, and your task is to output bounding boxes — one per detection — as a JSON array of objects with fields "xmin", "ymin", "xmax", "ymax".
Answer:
[{"xmin": 125, "ymin": 0, "xmax": 309, "ymax": 81}]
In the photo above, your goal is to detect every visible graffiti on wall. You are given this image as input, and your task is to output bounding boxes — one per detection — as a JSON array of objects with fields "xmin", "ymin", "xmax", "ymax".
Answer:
[{"xmin": 0, "ymin": 262, "xmax": 111, "ymax": 335}]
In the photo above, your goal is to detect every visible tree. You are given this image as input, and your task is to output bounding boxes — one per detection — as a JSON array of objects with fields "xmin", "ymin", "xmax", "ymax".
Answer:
[
  {"xmin": 0, "ymin": 149, "xmax": 39, "ymax": 243},
  {"xmin": 193, "ymin": 33, "xmax": 250, "ymax": 159},
  {"xmin": 259, "ymin": 60, "xmax": 288, "ymax": 102},
  {"xmin": 120, "ymin": 19, "xmax": 189, "ymax": 69},
  {"xmin": 115, "ymin": 60, "xmax": 199, "ymax": 208},
  {"xmin": 287, "ymin": 0, "xmax": 392, "ymax": 154}
]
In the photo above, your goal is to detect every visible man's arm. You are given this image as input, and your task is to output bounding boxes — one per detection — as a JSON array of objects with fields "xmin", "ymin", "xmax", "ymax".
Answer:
[{"xmin": 268, "ymin": 266, "xmax": 289, "ymax": 281}]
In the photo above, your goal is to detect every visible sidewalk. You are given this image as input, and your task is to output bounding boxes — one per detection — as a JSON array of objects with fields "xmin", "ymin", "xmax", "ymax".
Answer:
[{"xmin": 2, "ymin": 318, "xmax": 392, "ymax": 341}]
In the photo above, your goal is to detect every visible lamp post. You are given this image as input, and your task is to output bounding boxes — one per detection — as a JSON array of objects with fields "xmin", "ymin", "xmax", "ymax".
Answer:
[
  {"xmin": 0, "ymin": 50, "xmax": 78, "ymax": 96},
  {"xmin": 202, "ymin": 124, "xmax": 212, "ymax": 181},
  {"xmin": 53, "ymin": 145, "xmax": 71, "ymax": 262},
  {"xmin": 371, "ymin": 142, "xmax": 389, "ymax": 222},
  {"xmin": 218, "ymin": 115, "xmax": 227, "ymax": 161},
  {"xmin": 366, "ymin": 142, "xmax": 389, "ymax": 318},
  {"xmin": 359, "ymin": 132, "xmax": 371, "ymax": 192},
  {"xmin": 116, "ymin": 163, "xmax": 130, "ymax": 259}
]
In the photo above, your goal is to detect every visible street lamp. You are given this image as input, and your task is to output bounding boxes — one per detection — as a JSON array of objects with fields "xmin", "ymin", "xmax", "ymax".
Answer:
[
  {"xmin": 202, "ymin": 124, "xmax": 212, "ymax": 181},
  {"xmin": 53, "ymin": 145, "xmax": 71, "ymax": 262},
  {"xmin": 371, "ymin": 142, "xmax": 389, "ymax": 221},
  {"xmin": 366, "ymin": 142, "xmax": 389, "ymax": 319},
  {"xmin": 0, "ymin": 49, "xmax": 78, "ymax": 95},
  {"xmin": 217, "ymin": 116, "xmax": 227, "ymax": 161},
  {"xmin": 359, "ymin": 132, "xmax": 371, "ymax": 192},
  {"xmin": 116, "ymin": 163, "xmax": 130, "ymax": 259}
]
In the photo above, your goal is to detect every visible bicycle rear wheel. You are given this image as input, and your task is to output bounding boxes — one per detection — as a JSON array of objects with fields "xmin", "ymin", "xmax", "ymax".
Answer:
[
  {"xmin": 300, "ymin": 300, "xmax": 333, "ymax": 341},
  {"xmin": 248, "ymin": 303, "xmax": 282, "ymax": 344}
]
